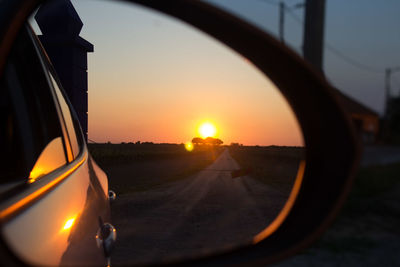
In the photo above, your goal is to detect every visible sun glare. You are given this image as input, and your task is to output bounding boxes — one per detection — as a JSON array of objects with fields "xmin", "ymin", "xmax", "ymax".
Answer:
[
  {"xmin": 63, "ymin": 217, "xmax": 76, "ymax": 230},
  {"xmin": 198, "ymin": 122, "xmax": 217, "ymax": 138},
  {"xmin": 185, "ymin": 141, "xmax": 194, "ymax": 152}
]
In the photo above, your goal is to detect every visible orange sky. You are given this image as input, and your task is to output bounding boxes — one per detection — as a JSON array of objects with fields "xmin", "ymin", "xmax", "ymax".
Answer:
[
  {"xmin": 33, "ymin": 1, "xmax": 304, "ymax": 147},
  {"xmin": 82, "ymin": 1, "xmax": 303, "ymax": 146}
]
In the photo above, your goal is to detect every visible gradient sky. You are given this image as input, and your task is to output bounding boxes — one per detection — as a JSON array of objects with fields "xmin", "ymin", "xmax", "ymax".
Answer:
[
  {"xmin": 31, "ymin": 0, "xmax": 400, "ymax": 146},
  {"xmin": 207, "ymin": 0, "xmax": 400, "ymax": 115},
  {"xmin": 44, "ymin": 0, "xmax": 304, "ymax": 146}
]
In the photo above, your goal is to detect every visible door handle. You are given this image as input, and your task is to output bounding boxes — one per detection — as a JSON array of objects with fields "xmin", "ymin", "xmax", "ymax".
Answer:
[
  {"xmin": 108, "ymin": 190, "xmax": 116, "ymax": 202},
  {"xmin": 96, "ymin": 222, "xmax": 117, "ymax": 259}
]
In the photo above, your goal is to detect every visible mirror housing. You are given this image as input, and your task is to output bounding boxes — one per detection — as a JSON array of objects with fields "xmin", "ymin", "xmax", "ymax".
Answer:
[{"xmin": 0, "ymin": 0, "xmax": 360, "ymax": 265}]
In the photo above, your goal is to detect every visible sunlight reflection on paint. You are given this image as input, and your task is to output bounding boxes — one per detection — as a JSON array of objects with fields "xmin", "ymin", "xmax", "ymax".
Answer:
[
  {"xmin": 63, "ymin": 217, "xmax": 76, "ymax": 231},
  {"xmin": 184, "ymin": 142, "xmax": 194, "ymax": 152},
  {"xmin": 28, "ymin": 137, "xmax": 67, "ymax": 183}
]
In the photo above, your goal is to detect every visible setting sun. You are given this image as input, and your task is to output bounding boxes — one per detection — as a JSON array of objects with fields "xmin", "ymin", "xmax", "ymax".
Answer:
[{"xmin": 198, "ymin": 122, "xmax": 217, "ymax": 139}]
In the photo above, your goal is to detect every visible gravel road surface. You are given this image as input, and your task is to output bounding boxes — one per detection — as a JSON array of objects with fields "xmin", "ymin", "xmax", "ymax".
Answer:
[{"xmin": 111, "ymin": 149, "xmax": 289, "ymax": 265}]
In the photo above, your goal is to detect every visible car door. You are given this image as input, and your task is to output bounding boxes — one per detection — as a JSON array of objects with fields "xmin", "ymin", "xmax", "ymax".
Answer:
[{"xmin": 0, "ymin": 25, "xmax": 111, "ymax": 266}]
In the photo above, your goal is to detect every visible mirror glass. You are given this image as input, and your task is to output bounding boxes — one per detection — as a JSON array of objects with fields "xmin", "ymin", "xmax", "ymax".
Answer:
[{"xmin": 31, "ymin": 0, "xmax": 305, "ymax": 265}]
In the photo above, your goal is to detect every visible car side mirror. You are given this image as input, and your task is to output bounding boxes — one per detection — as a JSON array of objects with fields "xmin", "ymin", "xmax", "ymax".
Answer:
[
  {"xmin": 0, "ymin": 0, "xmax": 360, "ymax": 266},
  {"xmin": 115, "ymin": 1, "xmax": 361, "ymax": 265}
]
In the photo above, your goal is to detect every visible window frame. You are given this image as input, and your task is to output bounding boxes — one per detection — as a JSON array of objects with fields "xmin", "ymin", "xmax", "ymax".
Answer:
[
  {"xmin": 46, "ymin": 67, "xmax": 83, "ymax": 161},
  {"xmin": 34, "ymin": 32, "xmax": 86, "ymax": 161},
  {"xmin": 0, "ymin": 25, "xmax": 88, "ymax": 220},
  {"xmin": 0, "ymin": 25, "xmax": 69, "ymax": 192},
  {"xmin": 29, "ymin": 28, "xmax": 76, "ymax": 163}
]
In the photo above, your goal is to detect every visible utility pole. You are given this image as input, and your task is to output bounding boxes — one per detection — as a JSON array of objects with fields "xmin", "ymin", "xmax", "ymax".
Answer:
[
  {"xmin": 279, "ymin": 2, "xmax": 285, "ymax": 44},
  {"xmin": 303, "ymin": 0, "xmax": 326, "ymax": 72},
  {"xmin": 278, "ymin": 2, "xmax": 304, "ymax": 44},
  {"xmin": 385, "ymin": 68, "xmax": 392, "ymax": 117},
  {"xmin": 384, "ymin": 66, "xmax": 400, "ymax": 118}
]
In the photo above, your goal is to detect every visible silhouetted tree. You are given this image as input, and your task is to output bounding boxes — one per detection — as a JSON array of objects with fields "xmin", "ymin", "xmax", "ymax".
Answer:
[
  {"xmin": 205, "ymin": 137, "xmax": 223, "ymax": 145},
  {"xmin": 142, "ymin": 142, "xmax": 154, "ymax": 145},
  {"xmin": 192, "ymin": 137, "xmax": 204, "ymax": 144},
  {"xmin": 230, "ymin": 142, "xmax": 242, "ymax": 147},
  {"xmin": 192, "ymin": 137, "xmax": 223, "ymax": 146},
  {"xmin": 214, "ymin": 138, "xmax": 223, "ymax": 145}
]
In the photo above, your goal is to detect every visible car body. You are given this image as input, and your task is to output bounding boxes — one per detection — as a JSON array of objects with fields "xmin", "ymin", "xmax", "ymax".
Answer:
[{"xmin": 0, "ymin": 24, "xmax": 113, "ymax": 266}]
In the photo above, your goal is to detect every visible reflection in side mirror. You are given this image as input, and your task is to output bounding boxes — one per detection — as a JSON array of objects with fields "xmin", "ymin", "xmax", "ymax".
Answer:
[
  {"xmin": 28, "ymin": 137, "xmax": 67, "ymax": 183},
  {"xmin": 30, "ymin": 0, "xmax": 305, "ymax": 265},
  {"xmin": 231, "ymin": 167, "xmax": 253, "ymax": 179}
]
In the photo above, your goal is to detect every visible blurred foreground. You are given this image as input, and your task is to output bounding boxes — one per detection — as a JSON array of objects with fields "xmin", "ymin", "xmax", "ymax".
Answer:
[{"xmin": 275, "ymin": 146, "xmax": 400, "ymax": 267}]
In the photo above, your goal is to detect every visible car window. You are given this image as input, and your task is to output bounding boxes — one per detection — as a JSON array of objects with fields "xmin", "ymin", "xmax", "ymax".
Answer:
[
  {"xmin": 48, "ymin": 72, "xmax": 81, "ymax": 159},
  {"xmin": 0, "ymin": 26, "xmax": 67, "ymax": 191}
]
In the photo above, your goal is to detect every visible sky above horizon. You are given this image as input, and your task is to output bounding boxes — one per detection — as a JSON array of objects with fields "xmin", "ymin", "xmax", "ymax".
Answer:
[
  {"xmin": 207, "ymin": 0, "xmax": 400, "ymax": 115},
  {"xmin": 31, "ymin": 0, "xmax": 304, "ymax": 146},
  {"xmin": 31, "ymin": 0, "xmax": 400, "ymax": 146}
]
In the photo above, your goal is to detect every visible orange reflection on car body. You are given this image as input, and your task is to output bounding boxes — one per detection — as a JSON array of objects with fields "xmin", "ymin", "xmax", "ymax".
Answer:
[
  {"xmin": 28, "ymin": 137, "xmax": 67, "ymax": 183},
  {"xmin": 0, "ymin": 153, "xmax": 86, "ymax": 220},
  {"xmin": 62, "ymin": 217, "xmax": 76, "ymax": 231}
]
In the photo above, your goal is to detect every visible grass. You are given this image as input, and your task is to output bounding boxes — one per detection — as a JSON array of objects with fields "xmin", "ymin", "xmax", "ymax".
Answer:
[
  {"xmin": 347, "ymin": 162, "xmax": 400, "ymax": 198},
  {"xmin": 228, "ymin": 145, "xmax": 305, "ymax": 194},
  {"xmin": 119, "ymin": 155, "xmax": 217, "ymax": 194},
  {"xmin": 341, "ymin": 162, "xmax": 400, "ymax": 220},
  {"xmin": 228, "ymin": 146, "xmax": 400, "ymax": 257},
  {"xmin": 309, "ymin": 162, "xmax": 400, "ymax": 254},
  {"xmin": 89, "ymin": 143, "xmax": 197, "ymax": 165},
  {"xmin": 314, "ymin": 236, "xmax": 377, "ymax": 254},
  {"xmin": 89, "ymin": 143, "xmax": 223, "ymax": 194}
]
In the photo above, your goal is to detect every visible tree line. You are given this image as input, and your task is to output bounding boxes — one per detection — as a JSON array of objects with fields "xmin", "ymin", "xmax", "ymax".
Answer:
[{"xmin": 191, "ymin": 137, "xmax": 223, "ymax": 145}]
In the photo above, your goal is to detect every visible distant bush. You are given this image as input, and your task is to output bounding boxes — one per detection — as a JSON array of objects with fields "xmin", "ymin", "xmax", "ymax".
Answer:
[
  {"xmin": 192, "ymin": 137, "xmax": 223, "ymax": 145},
  {"xmin": 88, "ymin": 143, "xmax": 223, "ymax": 166}
]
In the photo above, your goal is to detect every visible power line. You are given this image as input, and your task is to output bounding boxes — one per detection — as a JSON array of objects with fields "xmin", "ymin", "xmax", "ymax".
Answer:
[
  {"xmin": 285, "ymin": 7, "xmax": 383, "ymax": 74},
  {"xmin": 392, "ymin": 75, "xmax": 400, "ymax": 90},
  {"xmin": 257, "ymin": 0, "xmax": 385, "ymax": 74},
  {"xmin": 325, "ymin": 44, "xmax": 382, "ymax": 74},
  {"xmin": 286, "ymin": 7, "xmax": 303, "ymax": 25},
  {"xmin": 259, "ymin": 0, "xmax": 280, "ymax": 6}
]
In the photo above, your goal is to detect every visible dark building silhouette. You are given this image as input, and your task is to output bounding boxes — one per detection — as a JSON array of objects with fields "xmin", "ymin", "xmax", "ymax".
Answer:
[
  {"xmin": 383, "ymin": 96, "xmax": 400, "ymax": 143},
  {"xmin": 35, "ymin": 0, "xmax": 93, "ymax": 142},
  {"xmin": 334, "ymin": 89, "xmax": 379, "ymax": 144}
]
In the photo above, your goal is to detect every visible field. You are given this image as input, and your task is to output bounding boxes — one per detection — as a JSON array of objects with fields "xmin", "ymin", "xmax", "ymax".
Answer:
[
  {"xmin": 228, "ymin": 145, "xmax": 305, "ymax": 195},
  {"xmin": 89, "ymin": 143, "xmax": 304, "ymax": 265},
  {"xmin": 89, "ymin": 143, "xmax": 305, "ymax": 195},
  {"xmin": 88, "ymin": 143, "xmax": 400, "ymax": 265},
  {"xmin": 93, "ymin": 143, "xmax": 304, "ymax": 265},
  {"xmin": 276, "ymin": 161, "xmax": 400, "ymax": 266},
  {"xmin": 88, "ymin": 143, "xmax": 223, "ymax": 194}
]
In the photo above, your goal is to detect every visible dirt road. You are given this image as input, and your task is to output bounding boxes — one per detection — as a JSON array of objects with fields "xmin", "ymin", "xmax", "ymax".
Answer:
[{"xmin": 111, "ymin": 149, "xmax": 289, "ymax": 265}]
